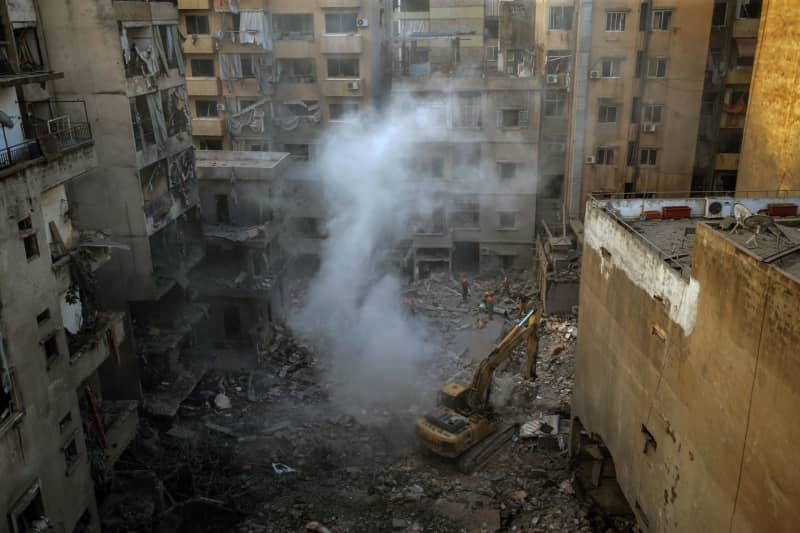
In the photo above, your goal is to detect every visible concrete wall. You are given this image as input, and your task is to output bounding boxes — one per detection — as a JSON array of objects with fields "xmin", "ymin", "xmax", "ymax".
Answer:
[
  {"xmin": 573, "ymin": 204, "xmax": 800, "ymax": 532},
  {"xmin": 737, "ymin": 0, "xmax": 800, "ymax": 192}
]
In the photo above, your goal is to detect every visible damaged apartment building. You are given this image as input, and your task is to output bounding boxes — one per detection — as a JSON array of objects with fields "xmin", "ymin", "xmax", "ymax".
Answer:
[
  {"xmin": 0, "ymin": 0, "xmax": 138, "ymax": 531},
  {"xmin": 392, "ymin": 0, "xmax": 541, "ymax": 275}
]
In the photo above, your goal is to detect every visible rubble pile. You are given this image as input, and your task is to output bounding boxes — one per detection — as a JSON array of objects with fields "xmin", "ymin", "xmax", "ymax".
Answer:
[{"xmin": 103, "ymin": 271, "xmax": 632, "ymax": 532}]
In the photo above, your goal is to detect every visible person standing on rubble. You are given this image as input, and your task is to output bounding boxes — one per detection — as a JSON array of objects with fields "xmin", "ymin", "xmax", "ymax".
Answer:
[
  {"xmin": 461, "ymin": 276, "xmax": 470, "ymax": 303},
  {"xmin": 502, "ymin": 275, "xmax": 511, "ymax": 297},
  {"xmin": 519, "ymin": 289, "xmax": 528, "ymax": 316},
  {"xmin": 485, "ymin": 292, "xmax": 494, "ymax": 318}
]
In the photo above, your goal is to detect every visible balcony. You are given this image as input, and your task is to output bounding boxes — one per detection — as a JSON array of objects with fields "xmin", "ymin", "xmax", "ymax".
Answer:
[
  {"xmin": 182, "ymin": 34, "xmax": 217, "ymax": 54},
  {"xmin": 318, "ymin": 0, "xmax": 361, "ymax": 7},
  {"xmin": 320, "ymin": 34, "xmax": 363, "ymax": 54},
  {"xmin": 732, "ymin": 17, "xmax": 760, "ymax": 39},
  {"xmin": 178, "ymin": 0, "xmax": 211, "ymax": 8},
  {"xmin": 68, "ymin": 312, "xmax": 127, "ymax": 386},
  {"xmin": 187, "ymin": 77, "xmax": 221, "ymax": 96},
  {"xmin": 726, "ymin": 68, "xmax": 753, "ymax": 85},
  {"xmin": 714, "ymin": 153, "xmax": 740, "ymax": 171},
  {"xmin": 322, "ymin": 78, "xmax": 363, "ymax": 97},
  {"xmin": 192, "ymin": 117, "xmax": 225, "ymax": 137}
]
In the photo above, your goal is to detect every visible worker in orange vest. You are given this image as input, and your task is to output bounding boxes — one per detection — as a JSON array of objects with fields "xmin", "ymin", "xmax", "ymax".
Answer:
[{"xmin": 485, "ymin": 292, "xmax": 494, "ymax": 318}]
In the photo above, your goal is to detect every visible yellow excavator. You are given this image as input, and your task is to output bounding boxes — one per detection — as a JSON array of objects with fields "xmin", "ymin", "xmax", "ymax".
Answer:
[{"xmin": 416, "ymin": 308, "xmax": 540, "ymax": 472}]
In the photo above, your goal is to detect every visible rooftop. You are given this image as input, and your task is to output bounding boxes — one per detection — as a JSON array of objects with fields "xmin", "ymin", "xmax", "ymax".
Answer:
[
  {"xmin": 195, "ymin": 150, "xmax": 290, "ymax": 170},
  {"xmin": 591, "ymin": 193, "xmax": 800, "ymax": 280}
]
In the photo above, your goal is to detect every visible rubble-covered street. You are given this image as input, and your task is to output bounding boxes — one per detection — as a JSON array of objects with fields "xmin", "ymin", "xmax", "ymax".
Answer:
[{"xmin": 102, "ymin": 273, "xmax": 630, "ymax": 533}]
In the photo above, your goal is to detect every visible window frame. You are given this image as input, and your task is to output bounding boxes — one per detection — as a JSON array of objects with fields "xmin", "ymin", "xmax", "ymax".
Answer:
[
  {"xmin": 497, "ymin": 211, "xmax": 519, "ymax": 230},
  {"xmin": 639, "ymin": 148, "xmax": 658, "ymax": 166},
  {"xmin": 326, "ymin": 56, "xmax": 360, "ymax": 79},
  {"xmin": 272, "ymin": 13, "xmax": 315, "ymax": 41},
  {"xmin": 712, "ymin": 2, "xmax": 728, "ymax": 27},
  {"xmin": 190, "ymin": 58, "xmax": 214, "ymax": 77},
  {"xmin": 598, "ymin": 102, "xmax": 618, "ymax": 123},
  {"xmin": 606, "ymin": 11, "xmax": 627, "ymax": 32},
  {"xmin": 329, "ymin": 101, "xmax": 360, "ymax": 121},
  {"xmin": 647, "ymin": 56, "xmax": 668, "ymax": 78},
  {"xmin": 601, "ymin": 58, "xmax": 623, "ymax": 78},
  {"xmin": 544, "ymin": 90, "xmax": 566, "ymax": 117},
  {"xmin": 548, "ymin": 5, "xmax": 574, "ymax": 31},
  {"xmin": 185, "ymin": 15, "xmax": 210, "ymax": 35},
  {"xmin": 652, "ymin": 9, "xmax": 673, "ymax": 31},
  {"xmin": 276, "ymin": 58, "xmax": 316, "ymax": 84},
  {"xmin": 643, "ymin": 103, "xmax": 664, "ymax": 123},
  {"xmin": 596, "ymin": 147, "xmax": 617, "ymax": 165},
  {"xmin": 198, "ymin": 138, "xmax": 223, "ymax": 150},
  {"xmin": 195, "ymin": 99, "xmax": 219, "ymax": 118},
  {"xmin": 498, "ymin": 162, "xmax": 518, "ymax": 180},
  {"xmin": 325, "ymin": 13, "xmax": 358, "ymax": 35},
  {"xmin": 240, "ymin": 56, "xmax": 256, "ymax": 78},
  {"xmin": 497, "ymin": 108, "xmax": 529, "ymax": 129}
]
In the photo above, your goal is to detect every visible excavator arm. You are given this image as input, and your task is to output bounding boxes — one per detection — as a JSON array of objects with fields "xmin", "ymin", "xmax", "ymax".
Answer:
[{"xmin": 466, "ymin": 309, "xmax": 540, "ymax": 412}]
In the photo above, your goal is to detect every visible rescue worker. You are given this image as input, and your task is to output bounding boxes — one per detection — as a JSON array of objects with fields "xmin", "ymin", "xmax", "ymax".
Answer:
[
  {"xmin": 403, "ymin": 295, "xmax": 416, "ymax": 316},
  {"xmin": 502, "ymin": 275, "xmax": 511, "ymax": 297},
  {"xmin": 519, "ymin": 289, "xmax": 528, "ymax": 316},
  {"xmin": 461, "ymin": 277, "xmax": 470, "ymax": 303},
  {"xmin": 485, "ymin": 292, "xmax": 494, "ymax": 318}
]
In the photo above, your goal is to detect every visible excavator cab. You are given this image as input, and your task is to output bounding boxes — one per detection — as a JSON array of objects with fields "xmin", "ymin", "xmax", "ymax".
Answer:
[{"xmin": 437, "ymin": 383, "xmax": 469, "ymax": 413}]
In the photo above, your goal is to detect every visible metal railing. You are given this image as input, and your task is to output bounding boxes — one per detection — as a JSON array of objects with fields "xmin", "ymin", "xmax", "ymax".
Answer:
[
  {"xmin": 589, "ymin": 190, "xmax": 800, "ymax": 202},
  {"xmin": 0, "ymin": 141, "xmax": 42, "ymax": 170}
]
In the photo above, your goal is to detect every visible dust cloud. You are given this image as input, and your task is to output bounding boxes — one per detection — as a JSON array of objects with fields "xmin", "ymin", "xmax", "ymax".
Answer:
[{"xmin": 289, "ymin": 97, "xmax": 441, "ymax": 413}]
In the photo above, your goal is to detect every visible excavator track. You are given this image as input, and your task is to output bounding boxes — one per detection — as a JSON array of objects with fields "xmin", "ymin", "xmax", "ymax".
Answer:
[{"xmin": 457, "ymin": 423, "xmax": 520, "ymax": 474}]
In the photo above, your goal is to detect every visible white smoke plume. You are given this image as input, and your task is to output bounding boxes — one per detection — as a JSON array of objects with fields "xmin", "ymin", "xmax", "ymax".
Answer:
[{"xmin": 289, "ymin": 96, "xmax": 441, "ymax": 411}]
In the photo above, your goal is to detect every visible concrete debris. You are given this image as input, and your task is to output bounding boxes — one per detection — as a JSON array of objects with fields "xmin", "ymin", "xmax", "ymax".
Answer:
[{"xmin": 214, "ymin": 392, "xmax": 232, "ymax": 409}]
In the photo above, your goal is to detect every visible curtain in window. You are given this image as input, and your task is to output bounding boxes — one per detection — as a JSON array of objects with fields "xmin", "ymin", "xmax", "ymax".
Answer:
[
  {"xmin": 239, "ymin": 10, "xmax": 272, "ymax": 51},
  {"xmin": 152, "ymin": 27, "xmax": 170, "ymax": 75}
]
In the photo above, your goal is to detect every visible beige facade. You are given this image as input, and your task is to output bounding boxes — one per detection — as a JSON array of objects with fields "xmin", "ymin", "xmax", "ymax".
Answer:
[
  {"xmin": 392, "ymin": 0, "xmax": 541, "ymax": 274},
  {"xmin": 737, "ymin": 0, "xmax": 799, "ymax": 192},
  {"xmin": 0, "ymin": 1, "xmax": 138, "ymax": 531},
  {"xmin": 179, "ymin": 0, "xmax": 391, "ymax": 157}
]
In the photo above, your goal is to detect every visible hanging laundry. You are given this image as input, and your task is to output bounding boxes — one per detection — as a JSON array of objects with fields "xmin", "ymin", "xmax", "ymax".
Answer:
[
  {"xmin": 238, "ymin": 10, "xmax": 272, "ymax": 51},
  {"xmin": 219, "ymin": 53, "xmax": 243, "ymax": 80}
]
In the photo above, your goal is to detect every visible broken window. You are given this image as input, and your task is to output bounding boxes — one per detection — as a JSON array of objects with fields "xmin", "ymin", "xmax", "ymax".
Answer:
[
  {"xmin": 601, "ymin": 58, "xmax": 623, "ymax": 78},
  {"xmin": 544, "ymin": 90, "xmax": 566, "ymax": 117},
  {"xmin": 652, "ymin": 9, "xmax": 673, "ymax": 30},
  {"xmin": 276, "ymin": 58, "xmax": 316, "ymax": 83},
  {"xmin": 157, "ymin": 25, "xmax": 181, "ymax": 70},
  {"xmin": 647, "ymin": 57, "xmax": 667, "ymax": 78},
  {"xmin": 161, "ymin": 87, "xmax": 189, "ymax": 137},
  {"xmin": 598, "ymin": 102, "xmax": 618, "ymax": 123},
  {"xmin": 14, "ymin": 27, "xmax": 43, "ymax": 72},
  {"xmin": 497, "ymin": 109, "xmax": 529, "ymax": 129},
  {"xmin": 198, "ymin": 138, "xmax": 223, "ymax": 150},
  {"xmin": 285, "ymin": 144, "xmax": 310, "ymax": 161},
  {"xmin": 450, "ymin": 92, "xmax": 481, "ymax": 128},
  {"xmin": 327, "ymin": 56, "xmax": 359, "ymax": 78},
  {"xmin": 10, "ymin": 482, "xmax": 49, "ymax": 533},
  {"xmin": 196, "ymin": 100, "xmax": 219, "ymax": 118},
  {"xmin": 272, "ymin": 14, "xmax": 314, "ymax": 41},
  {"xmin": 546, "ymin": 50, "xmax": 570, "ymax": 74},
  {"xmin": 325, "ymin": 13, "xmax": 357, "ymax": 34},
  {"xmin": 63, "ymin": 437, "xmax": 79, "ymax": 473},
  {"xmin": 596, "ymin": 147, "xmax": 617, "ymax": 165},
  {"xmin": 549, "ymin": 6, "xmax": 574, "ymax": 30},
  {"xmin": 283, "ymin": 99, "xmax": 320, "ymax": 119},
  {"xmin": 606, "ymin": 11, "xmax": 626, "ymax": 32},
  {"xmin": 190, "ymin": 58, "xmax": 214, "ymax": 77},
  {"xmin": 215, "ymin": 194, "xmax": 230, "ymax": 224},
  {"xmin": 130, "ymin": 96, "xmax": 156, "ymax": 151},
  {"xmin": 639, "ymin": 148, "xmax": 658, "ymax": 166},
  {"xmin": 329, "ymin": 101, "xmax": 360, "ymax": 121},
  {"xmin": 498, "ymin": 162, "xmax": 519, "ymax": 180},
  {"xmin": 186, "ymin": 15, "xmax": 210, "ymax": 35},
  {"xmin": 498, "ymin": 211, "xmax": 518, "ymax": 229}
]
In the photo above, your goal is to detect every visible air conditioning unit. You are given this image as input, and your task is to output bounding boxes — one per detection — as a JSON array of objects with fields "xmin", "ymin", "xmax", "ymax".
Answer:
[
  {"xmin": 546, "ymin": 74, "xmax": 559, "ymax": 84},
  {"xmin": 347, "ymin": 80, "xmax": 361, "ymax": 91},
  {"xmin": 642, "ymin": 123, "xmax": 657, "ymax": 133},
  {"xmin": 357, "ymin": 18, "xmax": 369, "ymax": 28},
  {"xmin": 216, "ymin": 103, "xmax": 226, "ymax": 112},
  {"xmin": 585, "ymin": 155, "xmax": 596, "ymax": 164},
  {"xmin": 704, "ymin": 197, "xmax": 733, "ymax": 219},
  {"xmin": 589, "ymin": 70, "xmax": 600, "ymax": 79}
]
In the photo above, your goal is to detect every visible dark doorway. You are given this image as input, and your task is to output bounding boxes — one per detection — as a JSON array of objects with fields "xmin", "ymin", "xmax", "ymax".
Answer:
[
  {"xmin": 453, "ymin": 241, "xmax": 480, "ymax": 272},
  {"xmin": 215, "ymin": 194, "xmax": 230, "ymax": 224},
  {"xmin": 223, "ymin": 306, "xmax": 241, "ymax": 338}
]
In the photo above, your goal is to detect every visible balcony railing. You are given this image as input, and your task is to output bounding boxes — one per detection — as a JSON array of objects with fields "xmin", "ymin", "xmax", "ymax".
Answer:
[{"xmin": 0, "ymin": 141, "xmax": 42, "ymax": 170}]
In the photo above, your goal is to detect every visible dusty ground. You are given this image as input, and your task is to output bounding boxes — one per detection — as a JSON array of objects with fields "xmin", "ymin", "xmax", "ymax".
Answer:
[{"xmin": 102, "ymin": 273, "xmax": 632, "ymax": 532}]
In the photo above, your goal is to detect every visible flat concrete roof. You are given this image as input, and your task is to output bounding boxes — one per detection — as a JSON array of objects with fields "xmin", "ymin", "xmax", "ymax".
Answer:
[{"xmin": 195, "ymin": 150, "xmax": 290, "ymax": 169}]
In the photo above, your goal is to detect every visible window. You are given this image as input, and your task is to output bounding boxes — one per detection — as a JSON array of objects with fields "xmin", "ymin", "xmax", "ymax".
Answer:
[
  {"xmin": 648, "ymin": 57, "xmax": 667, "ymax": 78},
  {"xmin": 598, "ymin": 102, "xmax": 618, "ymax": 123},
  {"xmin": 497, "ymin": 109, "xmax": 529, "ymax": 129},
  {"xmin": 544, "ymin": 90, "xmax": 566, "ymax": 117},
  {"xmin": 195, "ymin": 100, "xmax": 218, "ymax": 118},
  {"xmin": 453, "ymin": 145, "xmax": 481, "ymax": 177},
  {"xmin": 652, "ymin": 9, "xmax": 673, "ymax": 30},
  {"xmin": 606, "ymin": 11, "xmax": 626, "ymax": 32},
  {"xmin": 327, "ymin": 56, "xmax": 359, "ymax": 78},
  {"xmin": 498, "ymin": 162, "xmax": 518, "ymax": 180},
  {"xmin": 486, "ymin": 46, "xmax": 498, "ymax": 62},
  {"xmin": 185, "ymin": 15, "xmax": 210, "ymax": 35},
  {"xmin": 627, "ymin": 141, "xmax": 637, "ymax": 166},
  {"xmin": 277, "ymin": 58, "xmax": 316, "ymax": 83},
  {"xmin": 285, "ymin": 144, "xmax": 310, "ymax": 161},
  {"xmin": 601, "ymin": 58, "xmax": 623, "ymax": 78},
  {"xmin": 130, "ymin": 96, "xmax": 156, "ymax": 151},
  {"xmin": 43, "ymin": 335, "xmax": 60, "ymax": 365},
  {"xmin": 190, "ymin": 58, "xmax": 214, "ymax": 77},
  {"xmin": 635, "ymin": 50, "xmax": 644, "ymax": 78},
  {"xmin": 10, "ymin": 483, "xmax": 48, "ymax": 533},
  {"xmin": 22, "ymin": 234, "xmax": 39, "ymax": 259},
  {"xmin": 596, "ymin": 147, "xmax": 617, "ymax": 165},
  {"xmin": 215, "ymin": 194, "xmax": 230, "ymax": 224},
  {"xmin": 738, "ymin": 0, "xmax": 762, "ymax": 19},
  {"xmin": 640, "ymin": 148, "xmax": 658, "ymax": 166},
  {"xmin": 329, "ymin": 101, "xmax": 360, "ymax": 121},
  {"xmin": 451, "ymin": 195, "xmax": 480, "ymax": 228},
  {"xmin": 549, "ymin": 6, "xmax": 574, "ymax": 30},
  {"xmin": 272, "ymin": 14, "xmax": 314, "ymax": 40},
  {"xmin": 643, "ymin": 104, "xmax": 664, "ymax": 123},
  {"xmin": 498, "ymin": 212, "xmax": 518, "ymax": 229},
  {"xmin": 546, "ymin": 50, "xmax": 571, "ymax": 74},
  {"xmin": 701, "ymin": 93, "xmax": 716, "ymax": 116},
  {"xmin": 485, "ymin": 18, "xmax": 499, "ymax": 39},
  {"xmin": 398, "ymin": 0, "xmax": 430, "ymax": 12},
  {"xmin": 240, "ymin": 56, "xmax": 256, "ymax": 77},
  {"xmin": 451, "ymin": 92, "xmax": 481, "ymax": 128},
  {"xmin": 712, "ymin": 2, "xmax": 727, "ymax": 27},
  {"xmin": 631, "ymin": 96, "xmax": 641, "ymax": 123},
  {"xmin": 63, "ymin": 437, "xmax": 79, "ymax": 473},
  {"xmin": 198, "ymin": 138, "xmax": 223, "ymax": 150},
  {"xmin": 325, "ymin": 13, "xmax": 357, "ymax": 34},
  {"xmin": 36, "ymin": 309, "xmax": 50, "ymax": 325}
]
